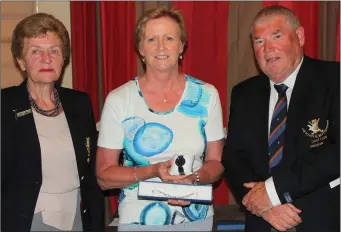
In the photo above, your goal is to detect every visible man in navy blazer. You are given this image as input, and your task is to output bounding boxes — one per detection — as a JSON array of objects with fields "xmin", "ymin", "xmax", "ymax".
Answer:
[{"xmin": 223, "ymin": 5, "xmax": 340, "ymax": 232}]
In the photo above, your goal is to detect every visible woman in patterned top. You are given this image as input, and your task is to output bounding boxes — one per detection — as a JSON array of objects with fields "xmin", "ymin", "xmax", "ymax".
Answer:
[{"xmin": 96, "ymin": 6, "xmax": 225, "ymax": 231}]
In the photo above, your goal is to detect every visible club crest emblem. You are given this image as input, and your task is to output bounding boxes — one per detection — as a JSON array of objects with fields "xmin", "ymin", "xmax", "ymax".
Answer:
[
  {"xmin": 302, "ymin": 118, "xmax": 329, "ymax": 148},
  {"xmin": 307, "ymin": 119, "xmax": 324, "ymax": 135}
]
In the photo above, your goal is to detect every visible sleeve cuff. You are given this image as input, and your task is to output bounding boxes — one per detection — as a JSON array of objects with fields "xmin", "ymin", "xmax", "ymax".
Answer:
[{"xmin": 265, "ymin": 177, "xmax": 282, "ymax": 206}]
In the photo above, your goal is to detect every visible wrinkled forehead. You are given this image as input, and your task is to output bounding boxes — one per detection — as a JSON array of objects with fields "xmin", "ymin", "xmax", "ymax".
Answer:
[
  {"xmin": 251, "ymin": 15, "xmax": 289, "ymax": 36},
  {"xmin": 24, "ymin": 32, "xmax": 62, "ymax": 47}
]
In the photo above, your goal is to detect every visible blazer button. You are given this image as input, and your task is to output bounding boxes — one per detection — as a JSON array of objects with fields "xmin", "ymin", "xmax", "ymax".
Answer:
[
  {"xmin": 83, "ymin": 209, "xmax": 87, "ymax": 213},
  {"xmin": 81, "ymin": 176, "xmax": 84, "ymax": 180}
]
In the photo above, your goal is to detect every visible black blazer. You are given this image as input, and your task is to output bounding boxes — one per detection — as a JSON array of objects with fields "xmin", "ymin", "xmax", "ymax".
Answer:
[
  {"xmin": 1, "ymin": 80, "xmax": 104, "ymax": 232},
  {"xmin": 223, "ymin": 56, "xmax": 340, "ymax": 232}
]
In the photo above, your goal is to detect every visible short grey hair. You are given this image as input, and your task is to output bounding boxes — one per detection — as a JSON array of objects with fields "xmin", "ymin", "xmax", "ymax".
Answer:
[{"xmin": 250, "ymin": 5, "xmax": 301, "ymax": 35}]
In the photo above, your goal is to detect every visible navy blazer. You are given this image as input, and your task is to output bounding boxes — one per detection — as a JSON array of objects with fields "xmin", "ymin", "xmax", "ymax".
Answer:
[
  {"xmin": 1, "ymin": 80, "xmax": 104, "ymax": 232},
  {"xmin": 223, "ymin": 56, "xmax": 340, "ymax": 232}
]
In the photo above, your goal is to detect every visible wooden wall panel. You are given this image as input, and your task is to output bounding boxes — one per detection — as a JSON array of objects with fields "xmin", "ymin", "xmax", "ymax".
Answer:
[
  {"xmin": 1, "ymin": 2, "xmax": 35, "ymax": 17},
  {"xmin": 1, "ymin": 1, "xmax": 35, "ymax": 88}
]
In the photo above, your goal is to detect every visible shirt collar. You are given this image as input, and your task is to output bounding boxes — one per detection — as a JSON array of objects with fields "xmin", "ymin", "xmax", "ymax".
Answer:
[{"xmin": 269, "ymin": 56, "xmax": 304, "ymax": 89}]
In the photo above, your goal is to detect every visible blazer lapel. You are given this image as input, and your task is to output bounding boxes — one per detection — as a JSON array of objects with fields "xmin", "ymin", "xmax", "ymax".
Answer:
[
  {"xmin": 13, "ymin": 81, "xmax": 42, "ymax": 171},
  {"xmin": 251, "ymin": 75, "xmax": 272, "ymax": 174},
  {"xmin": 58, "ymin": 89, "xmax": 86, "ymax": 174},
  {"xmin": 282, "ymin": 56, "xmax": 314, "ymax": 166}
]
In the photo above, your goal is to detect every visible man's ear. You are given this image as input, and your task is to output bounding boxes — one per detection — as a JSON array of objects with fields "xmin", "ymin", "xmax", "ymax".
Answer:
[{"xmin": 296, "ymin": 26, "xmax": 305, "ymax": 47}]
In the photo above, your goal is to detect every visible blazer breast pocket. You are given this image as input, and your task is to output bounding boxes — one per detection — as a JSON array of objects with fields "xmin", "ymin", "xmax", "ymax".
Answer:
[{"xmin": 301, "ymin": 117, "xmax": 330, "ymax": 149}]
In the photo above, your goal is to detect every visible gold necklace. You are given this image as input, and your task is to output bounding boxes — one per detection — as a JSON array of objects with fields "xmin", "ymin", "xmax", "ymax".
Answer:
[
  {"xmin": 145, "ymin": 74, "xmax": 183, "ymax": 103},
  {"xmin": 162, "ymin": 74, "xmax": 185, "ymax": 103},
  {"xmin": 162, "ymin": 86, "xmax": 173, "ymax": 103},
  {"xmin": 161, "ymin": 76, "xmax": 181, "ymax": 103}
]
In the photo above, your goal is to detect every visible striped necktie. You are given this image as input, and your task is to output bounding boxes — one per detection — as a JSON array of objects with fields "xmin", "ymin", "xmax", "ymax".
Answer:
[{"xmin": 269, "ymin": 84, "xmax": 288, "ymax": 169}]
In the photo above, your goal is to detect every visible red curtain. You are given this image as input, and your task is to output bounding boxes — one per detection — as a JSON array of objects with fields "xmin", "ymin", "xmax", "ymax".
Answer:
[
  {"xmin": 100, "ymin": 2, "xmax": 137, "ymax": 99},
  {"xmin": 70, "ymin": 2, "xmax": 100, "ymax": 121},
  {"xmin": 263, "ymin": 2, "xmax": 320, "ymax": 59},
  {"xmin": 172, "ymin": 1, "xmax": 230, "ymax": 205},
  {"xmin": 99, "ymin": 1, "xmax": 137, "ymax": 217},
  {"xmin": 336, "ymin": 6, "xmax": 340, "ymax": 61}
]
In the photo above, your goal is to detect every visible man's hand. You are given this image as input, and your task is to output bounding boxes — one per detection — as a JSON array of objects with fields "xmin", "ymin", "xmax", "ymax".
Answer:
[
  {"xmin": 242, "ymin": 181, "xmax": 272, "ymax": 216},
  {"xmin": 262, "ymin": 204, "xmax": 302, "ymax": 231}
]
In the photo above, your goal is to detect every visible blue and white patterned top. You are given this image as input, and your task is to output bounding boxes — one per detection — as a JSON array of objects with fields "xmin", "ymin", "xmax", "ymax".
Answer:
[{"xmin": 98, "ymin": 75, "xmax": 224, "ymax": 225}]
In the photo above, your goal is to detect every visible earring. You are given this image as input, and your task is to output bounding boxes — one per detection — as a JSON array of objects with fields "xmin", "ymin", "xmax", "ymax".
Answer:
[
  {"xmin": 142, "ymin": 56, "xmax": 145, "ymax": 63},
  {"xmin": 179, "ymin": 54, "xmax": 183, "ymax": 60}
]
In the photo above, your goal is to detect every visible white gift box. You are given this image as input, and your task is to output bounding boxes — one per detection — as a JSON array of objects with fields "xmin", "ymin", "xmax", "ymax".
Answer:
[{"xmin": 137, "ymin": 180, "xmax": 213, "ymax": 204}]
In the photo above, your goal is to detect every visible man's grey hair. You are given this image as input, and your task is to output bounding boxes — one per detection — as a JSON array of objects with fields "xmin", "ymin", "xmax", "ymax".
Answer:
[{"xmin": 250, "ymin": 5, "xmax": 301, "ymax": 35}]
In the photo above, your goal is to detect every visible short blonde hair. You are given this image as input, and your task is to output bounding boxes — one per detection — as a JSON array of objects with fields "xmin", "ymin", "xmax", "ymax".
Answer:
[{"xmin": 134, "ymin": 6, "xmax": 187, "ymax": 52}]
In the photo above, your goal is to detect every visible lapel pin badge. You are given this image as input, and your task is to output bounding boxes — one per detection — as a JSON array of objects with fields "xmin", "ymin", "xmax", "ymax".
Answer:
[
  {"xmin": 85, "ymin": 137, "xmax": 91, "ymax": 163},
  {"xmin": 13, "ymin": 109, "xmax": 32, "ymax": 120}
]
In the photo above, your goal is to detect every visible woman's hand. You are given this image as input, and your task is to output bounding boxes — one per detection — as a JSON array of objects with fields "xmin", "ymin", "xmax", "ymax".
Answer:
[
  {"xmin": 153, "ymin": 160, "xmax": 194, "ymax": 206},
  {"xmin": 167, "ymin": 174, "xmax": 197, "ymax": 206},
  {"xmin": 173, "ymin": 173, "xmax": 196, "ymax": 185},
  {"xmin": 167, "ymin": 199, "xmax": 191, "ymax": 206},
  {"xmin": 153, "ymin": 160, "xmax": 189, "ymax": 182}
]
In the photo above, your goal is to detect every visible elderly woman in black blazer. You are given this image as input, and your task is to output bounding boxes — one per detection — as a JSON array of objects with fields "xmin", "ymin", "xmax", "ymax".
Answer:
[{"xmin": 1, "ymin": 13, "xmax": 104, "ymax": 231}]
